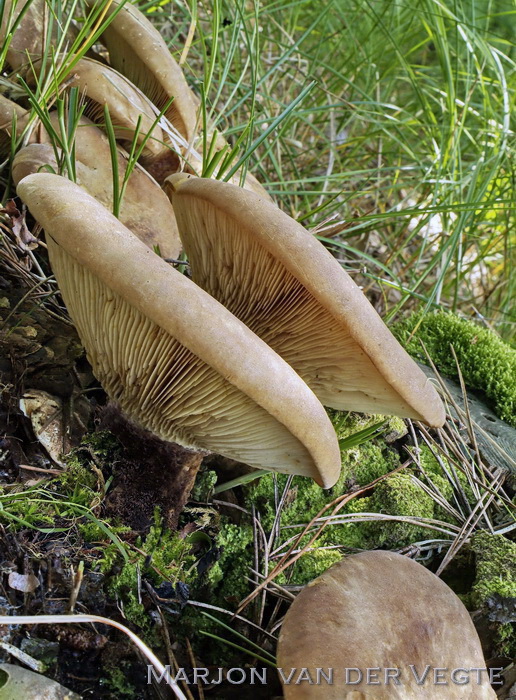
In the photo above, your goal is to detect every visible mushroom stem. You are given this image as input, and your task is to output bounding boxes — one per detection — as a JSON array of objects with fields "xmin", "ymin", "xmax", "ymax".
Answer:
[{"xmin": 100, "ymin": 405, "xmax": 204, "ymax": 530}]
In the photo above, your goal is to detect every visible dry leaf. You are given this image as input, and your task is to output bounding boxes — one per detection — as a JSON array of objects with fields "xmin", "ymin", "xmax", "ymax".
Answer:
[
  {"xmin": 8, "ymin": 572, "xmax": 40, "ymax": 594},
  {"xmin": 1, "ymin": 199, "xmax": 38, "ymax": 251},
  {"xmin": 19, "ymin": 390, "xmax": 71, "ymax": 466}
]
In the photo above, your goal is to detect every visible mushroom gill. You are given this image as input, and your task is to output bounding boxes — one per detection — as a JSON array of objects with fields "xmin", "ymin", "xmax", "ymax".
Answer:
[
  {"xmin": 165, "ymin": 174, "xmax": 445, "ymax": 426},
  {"xmin": 16, "ymin": 173, "xmax": 341, "ymax": 488}
]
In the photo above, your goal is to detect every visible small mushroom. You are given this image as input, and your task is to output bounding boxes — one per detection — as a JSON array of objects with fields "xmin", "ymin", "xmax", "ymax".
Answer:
[
  {"xmin": 277, "ymin": 550, "xmax": 497, "ymax": 699},
  {"xmin": 165, "ymin": 174, "xmax": 445, "ymax": 426},
  {"xmin": 16, "ymin": 172, "xmax": 341, "ymax": 488},
  {"xmin": 12, "ymin": 115, "xmax": 182, "ymax": 259}
]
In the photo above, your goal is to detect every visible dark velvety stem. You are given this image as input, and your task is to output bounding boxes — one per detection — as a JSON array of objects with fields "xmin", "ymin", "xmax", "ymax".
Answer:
[{"xmin": 100, "ymin": 404, "xmax": 205, "ymax": 531}]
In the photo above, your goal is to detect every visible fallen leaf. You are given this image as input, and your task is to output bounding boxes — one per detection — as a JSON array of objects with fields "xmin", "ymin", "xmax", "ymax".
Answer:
[
  {"xmin": 19, "ymin": 390, "xmax": 71, "ymax": 466},
  {"xmin": 8, "ymin": 572, "xmax": 40, "ymax": 594},
  {"xmin": 1, "ymin": 200, "xmax": 38, "ymax": 251}
]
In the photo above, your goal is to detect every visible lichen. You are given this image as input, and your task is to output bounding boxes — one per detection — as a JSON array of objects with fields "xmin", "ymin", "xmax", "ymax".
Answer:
[{"xmin": 393, "ymin": 311, "xmax": 516, "ymax": 426}]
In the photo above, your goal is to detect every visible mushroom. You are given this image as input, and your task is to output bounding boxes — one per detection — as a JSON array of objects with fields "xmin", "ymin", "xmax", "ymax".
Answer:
[
  {"xmin": 83, "ymin": 0, "xmax": 270, "ymax": 199},
  {"xmin": 84, "ymin": 0, "xmax": 197, "ymax": 142},
  {"xmin": 277, "ymin": 550, "xmax": 497, "ymax": 699},
  {"xmin": 0, "ymin": 93, "xmax": 30, "ymax": 155},
  {"xmin": 12, "ymin": 116, "xmax": 181, "ymax": 259},
  {"xmin": 27, "ymin": 53, "xmax": 270, "ymax": 199},
  {"xmin": 16, "ymin": 172, "xmax": 341, "ymax": 490},
  {"xmin": 1, "ymin": 0, "xmax": 76, "ymax": 71},
  {"xmin": 164, "ymin": 174, "xmax": 445, "ymax": 426},
  {"xmin": 25, "ymin": 55, "xmax": 185, "ymax": 182}
]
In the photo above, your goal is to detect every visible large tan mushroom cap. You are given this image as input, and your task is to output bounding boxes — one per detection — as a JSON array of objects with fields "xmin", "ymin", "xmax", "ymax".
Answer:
[
  {"xmin": 84, "ymin": 0, "xmax": 197, "ymax": 142},
  {"xmin": 16, "ymin": 173, "xmax": 341, "ymax": 487},
  {"xmin": 277, "ymin": 551, "xmax": 497, "ymax": 699},
  {"xmin": 165, "ymin": 174, "xmax": 445, "ymax": 426},
  {"xmin": 12, "ymin": 117, "xmax": 181, "ymax": 259}
]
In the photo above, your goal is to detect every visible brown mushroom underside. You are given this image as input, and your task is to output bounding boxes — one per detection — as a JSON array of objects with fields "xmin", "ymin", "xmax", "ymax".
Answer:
[
  {"xmin": 277, "ymin": 551, "xmax": 496, "ymax": 699},
  {"xmin": 16, "ymin": 173, "xmax": 342, "ymax": 487},
  {"xmin": 166, "ymin": 174, "xmax": 445, "ymax": 426}
]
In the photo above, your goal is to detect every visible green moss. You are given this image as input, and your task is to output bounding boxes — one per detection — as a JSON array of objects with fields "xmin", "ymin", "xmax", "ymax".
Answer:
[
  {"xmin": 471, "ymin": 531, "xmax": 516, "ymax": 657},
  {"xmin": 108, "ymin": 559, "xmax": 151, "ymax": 633},
  {"xmin": 104, "ymin": 510, "xmax": 196, "ymax": 635},
  {"xmin": 393, "ymin": 311, "xmax": 516, "ymax": 426},
  {"xmin": 77, "ymin": 520, "xmax": 130, "ymax": 544},
  {"xmin": 175, "ymin": 521, "xmax": 256, "ymax": 666},
  {"xmin": 343, "ymin": 441, "xmax": 400, "ymax": 486},
  {"xmin": 471, "ymin": 531, "xmax": 516, "ymax": 605},
  {"xmin": 497, "ymin": 623, "xmax": 516, "ymax": 658},
  {"xmin": 247, "ymin": 438, "xmax": 401, "ymax": 534},
  {"xmin": 275, "ymin": 541, "xmax": 342, "ymax": 586},
  {"xmin": 418, "ymin": 445, "xmax": 455, "ymax": 509},
  {"xmin": 328, "ymin": 410, "xmax": 384, "ymax": 439},
  {"xmin": 207, "ymin": 522, "xmax": 254, "ymax": 604},
  {"xmin": 51, "ymin": 430, "xmax": 122, "ymax": 511},
  {"xmin": 190, "ymin": 468, "xmax": 218, "ymax": 501},
  {"xmin": 366, "ymin": 473, "xmax": 435, "ymax": 546},
  {"xmin": 103, "ymin": 663, "xmax": 136, "ymax": 697},
  {"xmin": 0, "ymin": 432, "xmax": 119, "ymax": 531}
]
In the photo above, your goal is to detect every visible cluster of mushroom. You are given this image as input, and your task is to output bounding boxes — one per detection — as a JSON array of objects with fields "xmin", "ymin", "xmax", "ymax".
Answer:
[{"xmin": 2, "ymin": 0, "xmax": 445, "ymax": 494}]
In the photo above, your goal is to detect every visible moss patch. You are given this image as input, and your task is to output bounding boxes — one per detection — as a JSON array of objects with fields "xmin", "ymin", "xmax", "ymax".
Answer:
[
  {"xmin": 393, "ymin": 311, "xmax": 516, "ymax": 426},
  {"xmin": 471, "ymin": 531, "xmax": 516, "ymax": 605},
  {"xmin": 470, "ymin": 531, "xmax": 516, "ymax": 657}
]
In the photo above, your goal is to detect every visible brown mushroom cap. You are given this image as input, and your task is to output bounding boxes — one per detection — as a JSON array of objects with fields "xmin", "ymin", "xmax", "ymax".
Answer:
[
  {"xmin": 277, "ymin": 551, "xmax": 497, "ymax": 699},
  {"xmin": 0, "ymin": 94, "xmax": 30, "ymax": 154},
  {"xmin": 165, "ymin": 174, "xmax": 445, "ymax": 426},
  {"xmin": 84, "ymin": 0, "xmax": 197, "ymax": 142},
  {"xmin": 81, "ymin": 0, "xmax": 270, "ymax": 198},
  {"xmin": 0, "ymin": 94, "xmax": 29, "ymax": 133},
  {"xmin": 16, "ymin": 173, "xmax": 341, "ymax": 486},
  {"xmin": 1, "ymin": 0, "xmax": 76, "ymax": 71},
  {"xmin": 12, "ymin": 116, "xmax": 181, "ymax": 259}
]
